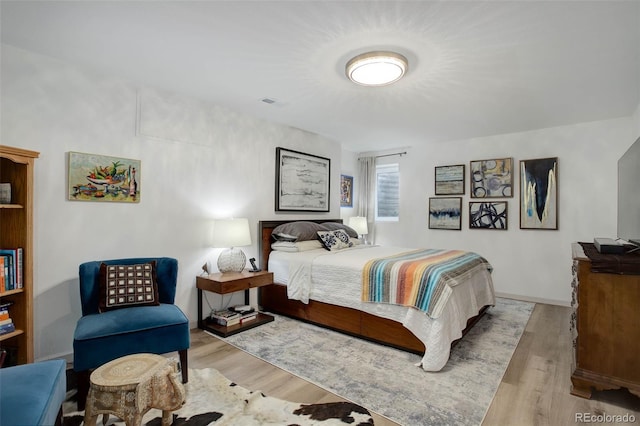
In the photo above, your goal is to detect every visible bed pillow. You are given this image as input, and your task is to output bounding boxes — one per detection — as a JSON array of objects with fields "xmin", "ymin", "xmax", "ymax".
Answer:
[
  {"xmin": 321, "ymin": 222, "xmax": 359, "ymax": 238},
  {"xmin": 317, "ymin": 229, "xmax": 354, "ymax": 251},
  {"xmin": 272, "ymin": 221, "xmax": 328, "ymax": 242},
  {"xmin": 271, "ymin": 240, "xmax": 324, "ymax": 252},
  {"xmin": 98, "ymin": 261, "xmax": 160, "ymax": 312}
]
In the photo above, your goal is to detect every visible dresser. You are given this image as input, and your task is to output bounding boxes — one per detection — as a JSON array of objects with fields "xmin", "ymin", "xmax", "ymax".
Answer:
[{"xmin": 570, "ymin": 243, "xmax": 640, "ymax": 399}]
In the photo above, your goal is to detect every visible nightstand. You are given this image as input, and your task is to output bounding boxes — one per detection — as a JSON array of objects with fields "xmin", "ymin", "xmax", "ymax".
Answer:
[{"xmin": 196, "ymin": 270, "xmax": 274, "ymax": 337}]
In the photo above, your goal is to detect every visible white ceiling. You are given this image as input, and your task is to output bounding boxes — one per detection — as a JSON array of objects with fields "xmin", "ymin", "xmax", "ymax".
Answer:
[{"xmin": 2, "ymin": 1, "xmax": 639, "ymax": 152}]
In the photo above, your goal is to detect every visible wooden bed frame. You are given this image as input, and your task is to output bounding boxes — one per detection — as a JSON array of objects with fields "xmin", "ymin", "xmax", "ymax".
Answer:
[{"xmin": 258, "ymin": 219, "xmax": 489, "ymax": 355}]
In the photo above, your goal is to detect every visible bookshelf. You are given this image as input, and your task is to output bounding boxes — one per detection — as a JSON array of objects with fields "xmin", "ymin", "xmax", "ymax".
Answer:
[{"xmin": 0, "ymin": 145, "xmax": 38, "ymax": 366}]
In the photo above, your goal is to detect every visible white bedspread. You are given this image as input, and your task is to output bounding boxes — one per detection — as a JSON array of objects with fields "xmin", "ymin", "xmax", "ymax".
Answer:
[{"xmin": 268, "ymin": 245, "xmax": 495, "ymax": 371}]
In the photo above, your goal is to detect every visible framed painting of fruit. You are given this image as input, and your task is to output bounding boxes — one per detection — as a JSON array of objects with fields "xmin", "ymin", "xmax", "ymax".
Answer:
[{"xmin": 68, "ymin": 152, "xmax": 140, "ymax": 203}]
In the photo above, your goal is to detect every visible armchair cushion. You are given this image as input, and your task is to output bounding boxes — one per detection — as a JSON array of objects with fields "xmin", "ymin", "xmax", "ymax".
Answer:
[
  {"xmin": 73, "ymin": 303, "xmax": 189, "ymax": 372},
  {"xmin": 98, "ymin": 261, "xmax": 159, "ymax": 312}
]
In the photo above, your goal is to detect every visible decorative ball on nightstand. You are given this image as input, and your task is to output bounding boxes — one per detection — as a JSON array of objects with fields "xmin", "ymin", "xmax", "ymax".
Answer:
[{"xmin": 217, "ymin": 248, "xmax": 247, "ymax": 273}]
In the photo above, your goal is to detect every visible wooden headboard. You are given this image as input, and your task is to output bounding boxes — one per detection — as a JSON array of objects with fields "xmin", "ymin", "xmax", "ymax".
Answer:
[{"xmin": 258, "ymin": 219, "xmax": 343, "ymax": 271}]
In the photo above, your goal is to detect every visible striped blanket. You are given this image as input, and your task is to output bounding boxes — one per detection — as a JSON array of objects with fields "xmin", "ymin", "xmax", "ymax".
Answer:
[{"xmin": 362, "ymin": 249, "xmax": 492, "ymax": 318}]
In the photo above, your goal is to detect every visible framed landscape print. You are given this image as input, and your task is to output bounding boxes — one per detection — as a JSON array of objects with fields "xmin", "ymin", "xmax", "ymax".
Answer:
[
  {"xmin": 429, "ymin": 197, "xmax": 462, "ymax": 230},
  {"xmin": 340, "ymin": 174, "xmax": 353, "ymax": 207},
  {"xmin": 68, "ymin": 151, "xmax": 140, "ymax": 203},
  {"xmin": 520, "ymin": 157, "xmax": 558, "ymax": 230},
  {"xmin": 435, "ymin": 164, "xmax": 465, "ymax": 195},
  {"xmin": 470, "ymin": 158, "xmax": 513, "ymax": 198},
  {"xmin": 275, "ymin": 147, "xmax": 330, "ymax": 212},
  {"xmin": 469, "ymin": 201, "xmax": 508, "ymax": 229}
]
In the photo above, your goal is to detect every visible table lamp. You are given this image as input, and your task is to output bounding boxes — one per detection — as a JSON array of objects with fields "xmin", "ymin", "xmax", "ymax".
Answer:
[
  {"xmin": 348, "ymin": 216, "xmax": 369, "ymax": 243},
  {"xmin": 212, "ymin": 218, "xmax": 252, "ymax": 273}
]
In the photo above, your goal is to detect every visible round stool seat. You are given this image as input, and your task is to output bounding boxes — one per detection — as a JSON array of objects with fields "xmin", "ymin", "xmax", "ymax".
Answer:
[
  {"xmin": 91, "ymin": 353, "xmax": 167, "ymax": 389},
  {"xmin": 84, "ymin": 353, "xmax": 185, "ymax": 426}
]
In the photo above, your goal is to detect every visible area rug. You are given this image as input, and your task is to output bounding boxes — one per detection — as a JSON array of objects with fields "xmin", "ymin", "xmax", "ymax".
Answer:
[
  {"xmin": 222, "ymin": 297, "xmax": 534, "ymax": 426},
  {"xmin": 63, "ymin": 367, "xmax": 374, "ymax": 425}
]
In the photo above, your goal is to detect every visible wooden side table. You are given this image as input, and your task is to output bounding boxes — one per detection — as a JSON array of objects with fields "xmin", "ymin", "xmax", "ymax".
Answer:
[{"xmin": 196, "ymin": 270, "xmax": 274, "ymax": 337}]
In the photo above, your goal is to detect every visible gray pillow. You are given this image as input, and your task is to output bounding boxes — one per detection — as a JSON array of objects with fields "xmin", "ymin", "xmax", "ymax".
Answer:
[
  {"xmin": 321, "ymin": 222, "xmax": 358, "ymax": 238},
  {"xmin": 272, "ymin": 221, "xmax": 329, "ymax": 242}
]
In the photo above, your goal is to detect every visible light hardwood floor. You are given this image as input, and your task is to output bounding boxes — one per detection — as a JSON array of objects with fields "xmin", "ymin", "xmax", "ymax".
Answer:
[{"xmin": 188, "ymin": 303, "xmax": 640, "ymax": 425}]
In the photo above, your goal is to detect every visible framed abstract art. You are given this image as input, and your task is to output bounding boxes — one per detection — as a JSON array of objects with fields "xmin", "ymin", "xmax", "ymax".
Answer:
[
  {"xmin": 470, "ymin": 158, "xmax": 513, "ymax": 198},
  {"xmin": 275, "ymin": 147, "xmax": 330, "ymax": 212},
  {"xmin": 435, "ymin": 164, "xmax": 465, "ymax": 195},
  {"xmin": 520, "ymin": 157, "xmax": 558, "ymax": 230},
  {"xmin": 429, "ymin": 197, "xmax": 462, "ymax": 230},
  {"xmin": 340, "ymin": 175, "xmax": 353, "ymax": 207},
  {"xmin": 469, "ymin": 201, "xmax": 508, "ymax": 229}
]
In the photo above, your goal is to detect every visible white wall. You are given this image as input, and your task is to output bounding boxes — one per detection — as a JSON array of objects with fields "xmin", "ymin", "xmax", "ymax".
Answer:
[
  {"xmin": 1, "ymin": 45, "xmax": 342, "ymax": 361},
  {"xmin": 362, "ymin": 118, "xmax": 635, "ymax": 305},
  {"xmin": 633, "ymin": 101, "xmax": 640, "ymax": 138}
]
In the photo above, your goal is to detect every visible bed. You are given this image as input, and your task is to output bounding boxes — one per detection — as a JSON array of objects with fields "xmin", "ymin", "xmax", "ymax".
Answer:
[{"xmin": 258, "ymin": 219, "xmax": 495, "ymax": 371}]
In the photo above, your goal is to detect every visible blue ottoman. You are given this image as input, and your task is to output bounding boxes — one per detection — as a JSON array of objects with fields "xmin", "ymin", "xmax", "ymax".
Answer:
[{"xmin": 0, "ymin": 359, "xmax": 67, "ymax": 426}]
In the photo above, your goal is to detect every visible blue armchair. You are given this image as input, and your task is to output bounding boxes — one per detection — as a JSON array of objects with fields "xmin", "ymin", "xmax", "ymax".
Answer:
[{"xmin": 73, "ymin": 257, "xmax": 190, "ymax": 410}]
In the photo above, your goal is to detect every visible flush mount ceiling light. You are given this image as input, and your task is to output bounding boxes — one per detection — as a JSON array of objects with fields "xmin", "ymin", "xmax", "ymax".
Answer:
[{"xmin": 345, "ymin": 51, "xmax": 408, "ymax": 86}]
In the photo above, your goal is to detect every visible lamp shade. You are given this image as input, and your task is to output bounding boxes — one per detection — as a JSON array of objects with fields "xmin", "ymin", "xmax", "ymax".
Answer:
[
  {"xmin": 212, "ymin": 218, "xmax": 251, "ymax": 273},
  {"xmin": 212, "ymin": 218, "xmax": 251, "ymax": 248},
  {"xmin": 348, "ymin": 216, "xmax": 369, "ymax": 236}
]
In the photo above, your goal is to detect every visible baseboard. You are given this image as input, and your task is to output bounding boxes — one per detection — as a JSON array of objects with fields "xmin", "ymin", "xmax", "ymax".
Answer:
[
  {"xmin": 36, "ymin": 351, "xmax": 73, "ymax": 365},
  {"xmin": 495, "ymin": 292, "xmax": 570, "ymax": 307}
]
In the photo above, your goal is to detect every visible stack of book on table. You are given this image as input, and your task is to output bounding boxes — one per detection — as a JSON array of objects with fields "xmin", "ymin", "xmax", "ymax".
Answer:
[
  {"xmin": 0, "ymin": 301, "xmax": 15, "ymax": 335},
  {"xmin": 210, "ymin": 306, "xmax": 258, "ymax": 327}
]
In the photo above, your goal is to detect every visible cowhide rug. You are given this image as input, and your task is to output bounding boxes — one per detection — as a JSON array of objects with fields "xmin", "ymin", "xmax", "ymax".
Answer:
[{"xmin": 63, "ymin": 368, "xmax": 373, "ymax": 425}]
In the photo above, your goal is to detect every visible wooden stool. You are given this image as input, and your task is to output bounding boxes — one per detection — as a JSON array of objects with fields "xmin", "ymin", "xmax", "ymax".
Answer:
[{"xmin": 84, "ymin": 353, "xmax": 185, "ymax": 426}]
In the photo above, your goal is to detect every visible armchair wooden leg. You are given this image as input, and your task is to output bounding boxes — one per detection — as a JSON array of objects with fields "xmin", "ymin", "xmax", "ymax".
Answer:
[
  {"xmin": 179, "ymin": 349, "xmax": 188, "ymax": 383},
  {"xmin": 76, "ymin": 370, "xmax": 91, "ymax": 411}
]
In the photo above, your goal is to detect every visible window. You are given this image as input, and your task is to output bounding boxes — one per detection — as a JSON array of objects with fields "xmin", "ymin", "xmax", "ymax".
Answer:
[{"xmin": 375, "ymin": 163, "xmax": 399, "ymax": 221}]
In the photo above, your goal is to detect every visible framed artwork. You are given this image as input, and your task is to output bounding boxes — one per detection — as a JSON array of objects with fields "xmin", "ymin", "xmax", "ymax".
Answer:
[
  {"xmin": 469, "ymin": 201, "xmax": 508, "ymax": 229},
  {"xmin": 435, "ymin": 164, "xmax": 465, "ymax": 195},
  {"xmin": 520, "ymin": 157, "xmax": 558, "ymax": 230},
  {"xmin": 470, "ymin": 158, "xmax": 513, "ymax": 198},
  {"xmin": 429, "ymin": 197, "xmax": 462, "ymax": 230},
  {"xmin": 68, "ymin": 151, "xmax": 140, "ymax": 203},
  {"xmin": 340, "ymin": 175, "xmax": 353, "ymax": 207},
  {"xmin": 275, "ymin": 147, "xmax": 330, "ymax": 212}
]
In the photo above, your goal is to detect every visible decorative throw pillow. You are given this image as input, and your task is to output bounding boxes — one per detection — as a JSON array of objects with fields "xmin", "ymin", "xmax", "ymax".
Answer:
[
  {"xmin": 98, "ymin": 261, "xmax": 160, "ymax": 312},
  {"xmin": 317, "ymin": 229, "xmax": 354, "ymax": 251}
]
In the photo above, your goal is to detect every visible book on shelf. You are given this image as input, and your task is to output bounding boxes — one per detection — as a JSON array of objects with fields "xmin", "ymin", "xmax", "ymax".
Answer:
[
  {"xmin": 0, "ymin": 321, "xmax": 16, "ymax": 335},
  {"xmin": 0, "ymin": 256, "xmax": 4, "ymax": 293},
  {"xmin": 0, "ymin": 248, "xmax": 22, "ymax": 291}
]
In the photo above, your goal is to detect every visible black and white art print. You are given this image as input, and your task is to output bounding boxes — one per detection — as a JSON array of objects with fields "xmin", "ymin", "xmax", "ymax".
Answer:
[
  {"xmin": 276, "ymin": 147, "xmax": 330, "ymax": 212},
  {"xmin": 469, "ymin": 201, "xmax": 508, "ymax": 230}
]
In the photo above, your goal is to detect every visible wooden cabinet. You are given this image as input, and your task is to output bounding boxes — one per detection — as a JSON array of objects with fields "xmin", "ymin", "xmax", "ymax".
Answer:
[
  {"xmin": 196, "ymin": 271, "xmax": 274, "ymax": 337},
  {"xmin": 570, "ymin": 243, "xmax": 640, "ymax": 398},
  {"xmin": 0, "ymin": 145, "xmax": 38, "ymax": 366}
]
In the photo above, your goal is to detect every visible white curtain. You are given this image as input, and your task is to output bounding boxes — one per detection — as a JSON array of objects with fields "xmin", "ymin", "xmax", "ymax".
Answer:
[{"xmin": 356, "ymin": 156, "xmax": 376, "ymax": 243}]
